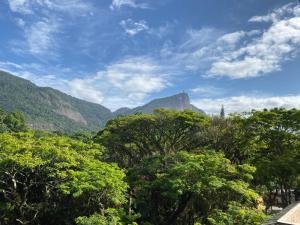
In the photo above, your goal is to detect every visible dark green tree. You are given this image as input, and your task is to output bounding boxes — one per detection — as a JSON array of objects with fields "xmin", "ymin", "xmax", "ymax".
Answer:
[
  {"xmin": 245, "ymin": 108, "xmax": 300, "ymax": 208},
  {"xmin": 96, "ymin": 109, "xmax": 209, "ymax": 168},
  {"xmin": 0, "ymin": 111, "xmax": 28, "ymax": 132},
  {"xmin": 128, "ymin": 151, "xmax": 265, "ymax": 225},
  {"xmin": 220, "ymin": 105, "xmax": 225, "ymax": 118}
]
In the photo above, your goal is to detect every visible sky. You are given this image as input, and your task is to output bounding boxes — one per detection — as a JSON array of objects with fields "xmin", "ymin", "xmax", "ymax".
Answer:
[{"xmin": 0, "ymin": 0, "xmax": 300, "ymax": 114}]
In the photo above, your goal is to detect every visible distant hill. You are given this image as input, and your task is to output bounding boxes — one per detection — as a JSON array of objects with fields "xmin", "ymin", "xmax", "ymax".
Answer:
[
  {"xmin": 0, "ymin": 71, "xmax": 204, "ymax": 131},
  {"xmin": 113, "ymin": 93, "xmax": 204, "ymax": 116}
]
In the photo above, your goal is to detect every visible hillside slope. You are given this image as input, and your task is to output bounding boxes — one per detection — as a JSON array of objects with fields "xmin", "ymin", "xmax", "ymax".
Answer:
[{"xmin": 0, "ymin": 71, "xmax": 111, "ymax": 131}]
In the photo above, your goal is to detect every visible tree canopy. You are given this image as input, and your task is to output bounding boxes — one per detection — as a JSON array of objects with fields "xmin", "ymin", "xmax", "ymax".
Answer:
[
  {"xmin": 2, "ymin": 107, "xmax": 300, "ymax": 224},
  {"xmin": 0, "ymin": 132, "xmax": 127, "ymax": 225}
]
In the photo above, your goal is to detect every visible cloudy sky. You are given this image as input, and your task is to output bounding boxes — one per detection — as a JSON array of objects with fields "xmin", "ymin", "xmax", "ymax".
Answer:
[{"xmin": 1, "ymin": 0, "xmax": 300, "ymax": 114}]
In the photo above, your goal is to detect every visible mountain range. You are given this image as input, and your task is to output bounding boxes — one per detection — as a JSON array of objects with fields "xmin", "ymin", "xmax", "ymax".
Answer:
[{"xmin": 0, "ymin": 71, "xmax": 204, "ymax": 131}]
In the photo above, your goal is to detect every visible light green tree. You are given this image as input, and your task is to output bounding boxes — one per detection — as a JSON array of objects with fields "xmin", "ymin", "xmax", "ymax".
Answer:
[{"xmin": 0, "ymin": 132, "xmax": 128, "ymax": 225}]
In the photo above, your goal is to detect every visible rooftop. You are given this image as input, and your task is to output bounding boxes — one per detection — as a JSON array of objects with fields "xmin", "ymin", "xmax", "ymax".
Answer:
[{"xmin": 263, "ymin": 202, "xmax": 300, "ymax": 225}]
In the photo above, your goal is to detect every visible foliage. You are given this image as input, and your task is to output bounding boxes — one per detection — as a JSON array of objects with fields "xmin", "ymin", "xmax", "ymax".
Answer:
[
  {"xmin": 207, "ymin": 202, "xmax": 267, "ymax": 225},
  {"xmin": 69, "ymin": 130, "xmax": 96, "ymax": 143},
  {"xmin": 204, "ymin": 115, "xmax": 258, "ymax": 164},
  {"xmin": 96, "ymin": 109, "xmax": 209, "ymax": 167},
  {"xmin": 203, "ymin": 108, "xmax": 300, "ymax": 208},
  {"xmin": 246, "ymin": 108, "xmax": 300, "ymax": 207},
  {"xmin": 75, "ymin": 208, "xmax": 139, "ymax": 225},
  {"xmin": 0, "ymin": 110, "xmax": 28, "ymax": 132},
  {"xmin": 127, "ymin": 151, "xmax": 262, "ymax": 225},
  {"xmin": 4, "ymin": 106, "xmax": 300, "ymax": 224},
  {"xmin": 0, "ymin": 132, "xmax": 127, "ymax": 225}
]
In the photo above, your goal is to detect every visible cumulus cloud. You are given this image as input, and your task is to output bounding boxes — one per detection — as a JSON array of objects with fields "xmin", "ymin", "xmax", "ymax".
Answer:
[
  {"xmin": 104, "ymin": 57, "xmax": 167, "ymax": 93},
  {"xmin": 208, "ymin": 3, "xmax": 300, "ymax": 78},
  {"xmin": 159, "ymin": 28, "xmax": 261, "ymax": 73},
  {"xmin": 192, "ymin": 95, "xmax": 300, "ymax": 115},
  {"xmin": 110, "ymin": 0, "xmax": 148, "ymax": 10},
  {"xmin": 158, "ymin": 3, "xmax": 300, "ymax": 80},
  {"xmin": 68, "ymin": 57, "xmax": 169, "ymax": 109},
  {"xmin": 68, "ymin": 78, "xmax": 105, "ymax": 104},
  {"xmin": 120, "ymin": 19, "xmax": 149, "ymax": 36}
]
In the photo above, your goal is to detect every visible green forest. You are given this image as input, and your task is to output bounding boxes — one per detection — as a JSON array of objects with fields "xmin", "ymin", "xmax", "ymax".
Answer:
[{"xmin": 1, "ymin": 108, "xmax": 300, "ymax": 225}]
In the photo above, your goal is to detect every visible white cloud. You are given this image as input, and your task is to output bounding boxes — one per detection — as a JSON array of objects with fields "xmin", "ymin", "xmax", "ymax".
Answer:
[
  {"xmin": 70, "ymin": 57, "xmax": 169, "ymax": 109},
  {"xmin": 249, "ymin": 3, "xmax": 294, "ymax": 23},
  {"xmin": 192, "ymin": 95, "xmax": 300, "ymax": 115},
  {"xmin": 110, "ymin": 0, "xmax": 148, "ymax": 10},
  {"xmin": 25, "ymin": 18, "xmax": 59, "ymax": 56},
  {"xmin": 191, "ymin": 86, "xmax": 225, "ymax": 97},
  {"xmin": 68, "ymin": 78, "xmax": 105, "ymax": 104},
  {"xmin": 208, "ymin": 3, "xmax": 300, "ymax": 79},
  {"xmin": 218, "ymin": 31, "xmax": 246, "ymax": 45},
  {"xmin": 42, "ymin": 0, "xmax": 93, "ymax": 15},
  {"xmin": 104, "ymin": 58, "xmax": 167, "ymax": 93},
  {"xmin": 159, "ymin": 28, "xmax": 259, "ymax": 73},
  {"xmin": 120, "ymin": 19, "xmax": 149, "ymax": 36},
  {"xmin": 7, "ymin": 0, "xmax": 93, "ymax": 15},
  {"xmin": 157, "ymin": 4, "xmax": 300, "ymax": 80},
  {"xmin": 7, "ymin": 0, "xmax": 94, "ymax": 58},
  {"xmin": 7, "ymin": 0, "xmax": 32, "ymax": 14}
]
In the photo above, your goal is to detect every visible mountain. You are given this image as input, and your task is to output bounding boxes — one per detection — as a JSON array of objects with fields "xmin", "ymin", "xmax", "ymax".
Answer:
[
  {"xmin": 0, "ymin": 71, "xmax": 204, "ymax": 131},
  {"xmin": 113, "ymin": 93, "xmax": 205, "ymax": 116},
  {"xmin": 0, "ymin": 71, "xmax": 111, "ymax": 131}
]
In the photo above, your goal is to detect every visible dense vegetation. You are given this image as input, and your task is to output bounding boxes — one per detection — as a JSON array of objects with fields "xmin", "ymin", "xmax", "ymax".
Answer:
[{"xmin": 1, "ymin": 107, "xmax": 300, "ymax": 224}]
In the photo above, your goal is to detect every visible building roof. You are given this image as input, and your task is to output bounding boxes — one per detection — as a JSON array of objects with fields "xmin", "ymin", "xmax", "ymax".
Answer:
[{"xmin": 263, "ymin": 202, "xmax": 300, "ymax": 225}]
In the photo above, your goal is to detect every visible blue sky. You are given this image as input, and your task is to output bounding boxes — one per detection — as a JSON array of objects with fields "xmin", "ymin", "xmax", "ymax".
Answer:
[{"xmin": 1, "ymin": 0, "xmax": 300, "ymax": 113}]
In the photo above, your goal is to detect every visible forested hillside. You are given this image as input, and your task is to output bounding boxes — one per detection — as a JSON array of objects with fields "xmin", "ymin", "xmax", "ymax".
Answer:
[
  {"xmin": 0, "ymin": 71, "xmax": 112, "ymax": 131},
  {"xmin": 1, "ymin": 107, "xmax": 299, "ymax": 225}
]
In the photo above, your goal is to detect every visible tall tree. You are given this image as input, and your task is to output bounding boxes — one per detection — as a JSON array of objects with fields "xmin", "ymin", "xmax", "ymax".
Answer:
[
  {"xmin": 95, "ymin": 109, "xmax": 208, "ymax": 168},
  {"xmin": 128, "ymin": 151, "xmax": 265, "ymax": 225},
  {"xmin": 246, "ymin": 108, "xmax": 300, "ymax": 208},
  {"xmin": 220, "ymin": 105, "xmax": 225, "ymax": 118},
  {"xmin": 204, "ymin": 115, "xmax": 257, "ymax": 164}
]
